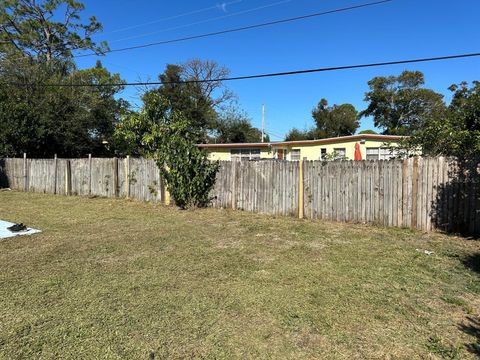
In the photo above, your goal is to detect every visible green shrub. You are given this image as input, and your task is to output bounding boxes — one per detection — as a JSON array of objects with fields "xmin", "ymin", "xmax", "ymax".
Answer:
[{"xmin": 115, "ymin": 93, "xmax": 219, "ymax": 209}]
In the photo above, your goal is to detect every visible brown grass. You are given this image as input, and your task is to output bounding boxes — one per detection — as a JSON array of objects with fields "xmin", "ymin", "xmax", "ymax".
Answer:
[{"xmin": 0, "ymin": 191, "xmax": 479, "ymax": 359}]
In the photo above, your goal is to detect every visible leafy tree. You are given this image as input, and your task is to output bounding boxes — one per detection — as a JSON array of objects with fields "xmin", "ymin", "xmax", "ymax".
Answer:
[
  {"xmin": 407, "ymin": 81, "xmax": 480, "ymax": 157},
  {"xmin": 358, "ymin": 129, "xmax": 378, "ymax": 135},
  {"xmin": 215, "ymin": 108, "xmax": 267, "ymax": 143},
  {"xmin": 312, "ymin": 99, "xmax": 359, "ymax": 137},
  {"xmin": 361, "ymin": 71, "xmax": 446, "ymax": 135},
  {"xmin": 145, "ymin": 59, "xmax": 235, "ymax": 142},
  {"xmin": 114, "ymin": 93, "xmax": 219, "ymax": 209},
  {"xmin": 285, "ymin": 128, "xmax": 317, "ymax": 141},
  {"xmin": 284, "ymin": 99, "xmax": 358, "ymax": 141},
  {"xmin": 0, "ymin": 57, "xmax": 127, "ymax": 157},
  {"xmin": 0, "ymin": 0, "xmax": 108, "ymax": 62},
  {"xmin": 0, "ymin": 1, "xmax": 128, "ymax": 157}
]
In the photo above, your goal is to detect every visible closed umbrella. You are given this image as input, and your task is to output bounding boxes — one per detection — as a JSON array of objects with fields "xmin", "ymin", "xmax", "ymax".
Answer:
[{"xmin": 354, "ymin": 143, "xmax": 362, "ymax": 161}]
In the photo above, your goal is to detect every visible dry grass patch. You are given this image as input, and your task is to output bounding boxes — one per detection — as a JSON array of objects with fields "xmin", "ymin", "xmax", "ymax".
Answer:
[{"xmin": 0, "ymin": 191, "xmax": 479, "ymax": 359}]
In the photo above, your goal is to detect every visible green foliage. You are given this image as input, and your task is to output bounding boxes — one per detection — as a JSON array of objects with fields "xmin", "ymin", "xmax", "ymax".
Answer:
[
  {"xmin": 312, "ymin": 99, "xmax": 359, "ymax": 137},
  {"xmin": 285, "ymin": 99, "xmax": 358, "ymax": 141},
  {"xmin": 358, "ymin": 129, "xmax": 378, "ymax": 135},
  {"xmin": 0, "ymin": 0, "xmax": 108, "ymax": 61},
  {"xmin": 361, "ymin": 71, "xmax": 446, "ymax": 135},
  {"xmin": 322, "ymin": 152, "xmax": 348, "ymax": 162},
  {"xmin": 0, "ymin": 58, "xmax": 127, "ymax": 157},
  {"xmin": 407, "ymin": 81, "xmax": 480, "ymax": 157},
  {"xmin": 215, "ymin": 108, "xmax": 267, "ymax": 143},
  {"xmin": 0, "ymin": 1, "xmax": 126, "ymax": 158},
  {"xmin": 284, "ymin": 128, "xmax": 317, "ymax": 141},
  {"xmin": 143, "ymin": 60, "xmax": 234, "ymax": 143},
  {"xmin": 285, "ymin": 128, "xmax": 307, "ymax": 141},
  {"xmin": 114, "ymin": 93, "xmax": 219, "ymax": 209}
]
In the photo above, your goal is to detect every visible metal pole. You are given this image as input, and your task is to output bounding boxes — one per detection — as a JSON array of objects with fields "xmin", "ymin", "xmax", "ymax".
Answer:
[{"xmin": 261, "ymin": 104, "xmax": 265, "ymax": 143}]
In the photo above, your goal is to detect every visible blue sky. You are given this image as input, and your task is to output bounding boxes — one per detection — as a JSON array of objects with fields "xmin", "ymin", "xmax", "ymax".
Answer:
[{"xmin": 76, "ymin": 0, "xmax": 480, "ymax": 141}]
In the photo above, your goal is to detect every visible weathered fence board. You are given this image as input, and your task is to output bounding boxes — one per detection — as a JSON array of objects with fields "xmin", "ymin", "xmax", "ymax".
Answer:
[
  {"xmin": 2, "ymin": 156, "xmax": 480, "ymax": 234},
  {"xmin": 0, "ymin": 156, "xmax": 165, "ymax": 202},
  {"xmin": 70, "ymin": 158, "xmax": 90, "ymax": 196}
]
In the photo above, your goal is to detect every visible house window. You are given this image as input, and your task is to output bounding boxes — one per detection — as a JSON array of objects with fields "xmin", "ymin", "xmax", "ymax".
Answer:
[
  {"xmin": 366, "ymin": 147, "xmax": 379, "ymax": 160},
  {"xmin": 366, "ymin": 147, "xmax": 399, "ymax": 160},
  {"xmin": 333, "ymin": 148, "xmax": 346, "ymax": 159},
  {"xmin": 320, "ymin": 148, "xmax": 327, "ymax": 160},
  {"xmin": 291, "ymin": 149, "xmax": 301, "ymax": 161},
  {"xmin": 380, "ymin": 147, "xmax": 398, "ymax": 160},
  {"xmin": 230, "ymin": 149, "xmax": 261, "ymax": 161},
  {"xmin": 231, "ymin": 149, "xmax": 240, "ymax": 161},
  {"xmin": 250, "ymin": 149, "xmax": 261, "ymax": 160}
]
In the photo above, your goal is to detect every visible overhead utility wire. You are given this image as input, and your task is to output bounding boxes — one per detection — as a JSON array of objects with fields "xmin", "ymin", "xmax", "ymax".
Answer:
[
  {"xmin": 9, "ymin": 52, "xmax": 480, "ymax": 88},
  {"xmin": 103, "ymin": 0, "xmax": 243, "ymax": 35},
  {"xmin": 75, "ymin": 0, "xmax": 393, "ymax": 58},
  {"xmin": 109, "ymin": 0, "xmax": 292, "ymax": 44}
]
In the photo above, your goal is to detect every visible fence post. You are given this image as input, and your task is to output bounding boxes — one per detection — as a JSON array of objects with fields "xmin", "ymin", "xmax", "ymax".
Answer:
[
  {"xmin": 411, "ymin": 157, "xmax": 419, "ymax": 228},
  {"xmin": 231, "ymin": 161, "xmax": 237, "ymax": 210},
  {"xmin": 125, "ymin": 155, "xmax": 130, "ymax": 198},
  {"xmin": 113, "ymin": 157, "xmax": 119, "ymax": 197},
  {"xmin": 53, "ymin": 154, "xmax": 58, "ymax": 194},
  {"xmin": 298, "ymin": 160, "xmax": 304, "ymax": 219},
  {"xmin": 65, "ymin": 160, "xmax": 72, "ymax": 196},
  {"xmin": 23, "ymin": 153, "xmax": 28, "ymax": 191},
  {"xmin": 88, "ymin": 154, "xmax": 92, "ymax": 196}
]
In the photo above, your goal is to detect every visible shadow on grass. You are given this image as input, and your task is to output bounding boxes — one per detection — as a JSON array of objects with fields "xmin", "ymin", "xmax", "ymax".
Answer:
[
  {"xmin": 458, "ymin": 316, "xmax": 480, "ymax": 356},
  {"xmin": 0, "ymin": 159, "xmax": 8, "ymax": 188},
  {"xmin": 458, "ymin": 253, "xmax": 480, "ymax": 356},
  {"xmin": 462, "ymin": 253, "xmax": 480, "ymax": 274}
]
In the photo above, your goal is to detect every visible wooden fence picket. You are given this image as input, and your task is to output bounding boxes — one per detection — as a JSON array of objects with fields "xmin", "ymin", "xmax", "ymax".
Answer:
[{"xmin": 2, "ymin": 156, "xmax": 480, "ymax": 234}]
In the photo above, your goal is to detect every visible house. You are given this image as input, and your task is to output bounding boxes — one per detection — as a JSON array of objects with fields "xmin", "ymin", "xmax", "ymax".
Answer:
[{"xmin": 198, "ymin": 134, "xmax": 406, "ymax": 161}]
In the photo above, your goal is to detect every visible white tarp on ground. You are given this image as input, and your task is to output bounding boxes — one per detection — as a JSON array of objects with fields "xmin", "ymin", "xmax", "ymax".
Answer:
[{"xmin": 0, "ymin": 220, "xmax": 41, "ymax": 239}]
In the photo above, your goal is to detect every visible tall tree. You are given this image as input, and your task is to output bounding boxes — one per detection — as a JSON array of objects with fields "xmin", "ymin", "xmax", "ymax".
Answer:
[
  {"xmin": 361, "ymin": 71, "xmax": 446, "ymax": 135},
  {"xmin": 145, "ymin": 59, "xmax": 235, "ymax": 142},
  {"xmin": 0, "ymin": 1, "xmax": 127, "ymax": 157},
  {"xmin": 181, "ymin": 59, "xmax": 234, "ymax": 111},
  {"xmin": 0, "ymin": 0, "xmax": 108, "ymax": 62},
  {"xmin": 312, "ymin": 99, "xmax": 359, "ymax": 138},
  {"xmin": 284, "ymin": 99, "xmax": 359, "ymax": 141},
  {"xmin": 0, "ymin": 58, "xmax": 127, "ymax": 157},
  {"xmin": 358, "ymin": 129, "xmax": 378, "ymax": 135},
  {"xmin": 284, "ymin": 128, "xmax": 318, "ymax": 141},
  {"xmin": 407, "ymin": 81, "xmax": 480, "ymax": 157},
  {"xmin": 214, "ymin": 107, "xmax": 267, "ymax": 143}
]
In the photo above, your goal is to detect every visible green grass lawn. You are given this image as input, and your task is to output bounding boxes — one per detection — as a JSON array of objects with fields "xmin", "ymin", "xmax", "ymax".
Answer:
[{"xmin": 0, "ymin": 191, "xmax": 479, "ymax": 359}]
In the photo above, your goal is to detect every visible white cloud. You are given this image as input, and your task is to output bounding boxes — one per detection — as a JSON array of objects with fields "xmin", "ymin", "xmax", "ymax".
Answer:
[{"xmin": 217, "ymin": 2, "xmax": 229, "ymax": 13}]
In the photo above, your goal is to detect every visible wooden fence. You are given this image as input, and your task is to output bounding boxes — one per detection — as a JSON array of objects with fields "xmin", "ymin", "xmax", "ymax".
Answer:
[
  {"xmin": 1, "ymin": 156, "xmax": 479, "ymax": 234},
  {"xmin": 0, "ymin": 156, "xmax": 165, "ymax": 203}
]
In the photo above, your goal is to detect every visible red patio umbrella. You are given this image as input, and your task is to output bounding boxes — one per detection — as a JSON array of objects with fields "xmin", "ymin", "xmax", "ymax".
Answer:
[{"xmin": 354, "ymin": 143, "xmax": 362, "ymax": 161}]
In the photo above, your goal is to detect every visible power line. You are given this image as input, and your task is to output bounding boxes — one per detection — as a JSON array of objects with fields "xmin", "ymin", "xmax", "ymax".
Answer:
[
  {"xmin": 264, "ymin": 131, "xmax": 284, "ymax": 140},
  {"xmin": 75, "ymin": 0, "xmax": 393, "ymax": 58},
  {"xmin": 8, "ymin": 52, "xmax": 480, "ymax": 88},
  {"xmin": 265, "ymin": 129, "xmax": 285, "ymax": 138},
  {"xmin": 102, "ymin": 0, "xmax": 243, "ymax": 35},
  {"xmin": 108, "ymin": 0, "xmax": 292, "ymax": 44}
]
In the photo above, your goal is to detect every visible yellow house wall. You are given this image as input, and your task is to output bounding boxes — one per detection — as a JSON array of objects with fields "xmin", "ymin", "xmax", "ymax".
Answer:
[
  {"xmin": 203, "ymin": 139, "xmax": 400, "ymax": 161},
  {"xmin": 280, "ymin": 139, "xmax": 400, "ymax": 161},
  {"xmin": 204, "ymin": 148, "xmax": 274, "ymax": 161},
  {"xmin": 205, "ymin": 149, "xmax": 231, "ymax": 161}
]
